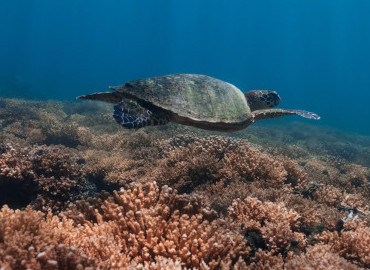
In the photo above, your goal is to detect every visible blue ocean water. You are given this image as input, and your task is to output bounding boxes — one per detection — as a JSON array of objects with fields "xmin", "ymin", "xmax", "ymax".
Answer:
[{"xmin": 0, "ymin": 0, "xmax": 369, "ymax": 135}]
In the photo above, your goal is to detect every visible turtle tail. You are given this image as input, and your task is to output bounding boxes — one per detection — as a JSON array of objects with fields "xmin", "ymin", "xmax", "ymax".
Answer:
[{"xmin": 113, "ymin": 101, "xmax": 170, "ymax": 129}]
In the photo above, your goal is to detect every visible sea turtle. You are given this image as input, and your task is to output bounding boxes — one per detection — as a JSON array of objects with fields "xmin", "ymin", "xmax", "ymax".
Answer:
[{"xmin": 77, "ymin": 74, "xmax": 319, "ymax": 132}]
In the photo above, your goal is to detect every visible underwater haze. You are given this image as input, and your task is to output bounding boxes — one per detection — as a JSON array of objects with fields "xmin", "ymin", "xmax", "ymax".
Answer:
[
  {"xmin": 1, "ymin": 2, "xmax": 370, "ymax": 268},
  {"xmin": 1, "ymin": 0, "xmax": 370, "ymax": 135}
]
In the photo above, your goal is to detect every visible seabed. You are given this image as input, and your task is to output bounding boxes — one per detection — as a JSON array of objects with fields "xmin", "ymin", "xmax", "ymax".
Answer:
[{"xmin": 0, "ymin": 98, "xmax": 369, "ymax": 269}]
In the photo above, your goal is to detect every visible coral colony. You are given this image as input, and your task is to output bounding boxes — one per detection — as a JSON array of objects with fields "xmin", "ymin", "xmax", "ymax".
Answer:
[{"xmin": 0, "ymin": 98, "xmax": 369, "ymax": 269}]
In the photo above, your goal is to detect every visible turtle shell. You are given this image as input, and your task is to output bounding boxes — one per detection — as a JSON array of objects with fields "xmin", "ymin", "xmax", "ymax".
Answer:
[{"xmin": 110, "ymin": 74, "xmax": 251, "ymax": 124}]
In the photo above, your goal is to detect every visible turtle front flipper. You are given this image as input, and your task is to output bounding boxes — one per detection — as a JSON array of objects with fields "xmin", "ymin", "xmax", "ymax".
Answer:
[
  {"xmin": 113, "ymin": 99, "xmax": 170, "ymax": 129},
  {"xmin": 252, "ymin": 109, "xmax": 320, "ymax": 123}
]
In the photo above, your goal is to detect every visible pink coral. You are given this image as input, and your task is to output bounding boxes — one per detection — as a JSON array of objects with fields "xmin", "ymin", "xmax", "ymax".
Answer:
[
  {"xmin": 0, "ymin": 98, "xmax": 369, "ymax": 268},
  {"xmin": 228, "ymin": 197, "xmax": 305, "ymax": 253},
  {"xmin": 285, "ymin": 244, "xmax": 361, "ymax": 270},
  {"xmin": 0, "ymin": 182, "xmax": 251, "ymax": 269},
  {"xmin": 316, "ymin": 220, "xmax": 370, "ymax": 267},
  {"xmin": 0, "ymin": 144, "xmax": 86, "ymax": 211}
]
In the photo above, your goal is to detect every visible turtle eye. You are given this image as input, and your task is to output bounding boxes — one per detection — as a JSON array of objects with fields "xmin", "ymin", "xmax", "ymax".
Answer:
[{"xmin": 267, "ymin": 92, "xmax": 281, "ymax": 106}]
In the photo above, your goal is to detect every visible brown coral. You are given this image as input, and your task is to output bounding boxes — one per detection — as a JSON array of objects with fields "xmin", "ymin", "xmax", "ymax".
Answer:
[
  {"xmin": 284, "ymin": 244, "xmax": 362, "ymax": 270},
  {"xmin": 0, "ymin": 144, "xmax": 87, "ymax": 211},
  {"xmin": 316, "ymin": 220, "xmax": 370, "ymax": 267},
  {"xmin": 148, "ymin": 135, "xmax": 305, "ymax": 193},
  {"xmin": 302, "ymin": 158, "xmax": 370, "ymax": 200},
  {"xmin": 0, "ymin": 182, "xmax": 251, "ymax": 269},
  {"xmin": 0, "ymin": 98, "xmax": 369, "ymax": 269},
  {"xmin": 228, "ymin": 197, "xmax": 305, "ymax": 254},
  {"xmin": 65, "ymin": 182, "xmax": 250, "ymax": 269},
  {"xmin": 0, "ymin": 206, "xmax": 95, "ymax": 270}
]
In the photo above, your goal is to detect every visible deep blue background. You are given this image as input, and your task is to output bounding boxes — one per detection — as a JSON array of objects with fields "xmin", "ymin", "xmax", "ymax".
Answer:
[{"xmin": 1, "ymin": 0, "xmax": 369, "ymax": 134}]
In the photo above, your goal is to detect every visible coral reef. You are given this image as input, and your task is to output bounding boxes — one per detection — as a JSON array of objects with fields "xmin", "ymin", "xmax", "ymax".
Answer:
[
  {"xmin": 0, "ymin": 97, "xmax": 369, "ymax": 269},
  {"xmin": 145, "ymin": 135, "xmax": 306, "ymax": 193},
  {"xmin": 284, "ymin": 244, "xmax": 362, "ymax": 270},
  {"xmin": 0, "ymin": 182, "xmax": 250, "ymax": 269},
  {"xmin": 316, "ymin": 220, "xmax": 370, "ymax": 267},
  {"xmin": 0, "ymin": 143, "xmax": 88, "ymax": 211},
  {"xmin": 0, "ymin": 206, "xmax": 96, "ymax": 270},
  {"xmin": 228, "ymin": 197, "xmax": 305, "ymax": 254}
]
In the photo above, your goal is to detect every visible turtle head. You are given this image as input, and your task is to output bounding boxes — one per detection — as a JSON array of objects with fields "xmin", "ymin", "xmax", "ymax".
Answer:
[{"xmin": 244, "ymin": 90, "xmax": 281, "ymax": 111}]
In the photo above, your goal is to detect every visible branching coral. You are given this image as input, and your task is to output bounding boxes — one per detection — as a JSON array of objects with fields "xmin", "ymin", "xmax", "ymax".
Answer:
[
  {"xmin": 0, "ymin": 98, "xmax": 369, "ymax": 269},
  {"xmin": 0, "ymin": 99, "xmax": 83, "ymax": 147},
  {"xmin": 1, "ymin": 177, "xmax": 369, "ymax": 269},
  {"xmin": 81, "ymin": 149, "xmax": 144, "ymax": 186},
  {"xmin": 0, "ymin": 144, "xmax": 87, "ymax": 211},
  {"xmin": 148, "ymin": 135, "xmax": 306, "ymax": 193},
  {"xmin": 79, "ymin": 134, "xmax": 306, "ymax": 194},
  {"xmin": 316, "ymin": 220, "xmax": 370, "ymax": 267},
  {"xmin": 66, "ymin": 182, "xmax": 250, "ymax": 269},
  {"xmin": 284, "ymin": 244, "xmax": 362, "ymax": 270},
  {"xmin": 302, "ymin": 158, "xmax": 370, "ymax": 200},
  {"xmin": 228, "ymin": 197, "xmax": 305, "ymax": 254},
  {"xmin": 248, "ymin": 250, "xmax": 285, "ymax": 269},
  {"xmin": 313, "ymin": 184, "xmax": 343, "ymax": 206},
  {"xmin": 0, "ymin": 206, "xmax": 96, "ymax": 270},
  {"xmin": 0, "ymin": 182, "xmax": 250, "ymax": 269}
]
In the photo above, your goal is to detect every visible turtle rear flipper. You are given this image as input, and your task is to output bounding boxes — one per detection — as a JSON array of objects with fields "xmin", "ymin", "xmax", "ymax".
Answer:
[
  {"xmin": 113, "ymin": 100, "xmax": 170, "ymax": 129},
  {"xmin": 77, "ymin": 92, "xmax": 123, "ymax": 104},
  {"xmin": 252, "ymin": 109, "xmax": 320, "ymax": 122}
]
